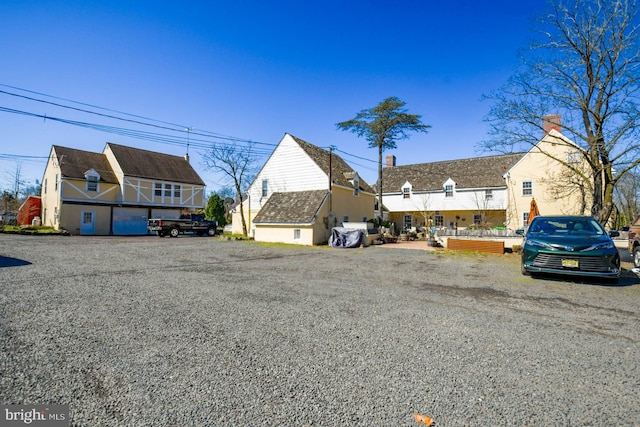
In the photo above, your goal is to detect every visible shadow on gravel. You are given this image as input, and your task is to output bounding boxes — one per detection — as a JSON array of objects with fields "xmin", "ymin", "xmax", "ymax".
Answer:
[
  {"xmin": 0, "ymin": 256, "xmax": 32, "ymax": 268},
  {"xmin": 530, "ymin": 269, "xmax": 640, "ymax": 287}
]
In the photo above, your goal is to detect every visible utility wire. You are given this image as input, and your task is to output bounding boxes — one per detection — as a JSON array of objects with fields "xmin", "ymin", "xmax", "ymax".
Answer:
[{"xmin": 0, "ymin": 84, "xmax": 380, "ymax": 172}]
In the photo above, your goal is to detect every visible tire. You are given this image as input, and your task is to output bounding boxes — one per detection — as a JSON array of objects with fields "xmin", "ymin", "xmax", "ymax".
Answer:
[
  {"xmin": 169, "ymin": 227, "xmax": 180, "ymax": 238},
  {"xmin": 207, "ymin": 227, "xmax": 216, "ymax": 237},
  {"xmin": 634, "ymin": 246, "xmax": 640, "ymax": 269}
]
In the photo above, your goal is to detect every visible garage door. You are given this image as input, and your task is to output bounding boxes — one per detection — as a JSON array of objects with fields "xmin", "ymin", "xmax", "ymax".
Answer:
[{"xmin": 113, "ymin": 207, "xmax": 148, "ymax": 235}]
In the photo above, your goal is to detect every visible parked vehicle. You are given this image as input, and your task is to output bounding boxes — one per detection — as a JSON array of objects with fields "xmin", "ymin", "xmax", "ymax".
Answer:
[
  {"xmin": 147, "ymin": 214, "xmax": 217, "ymax": 237},
  {"xmin": 628, "ymin": 215, "xmax": 640, "ymax": 268},
  {"xmin": 516, "ymin": 215, "xmax": 620, "ymax": 283}
]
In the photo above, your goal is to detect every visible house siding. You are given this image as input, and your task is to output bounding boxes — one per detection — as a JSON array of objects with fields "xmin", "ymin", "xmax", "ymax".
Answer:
[
  {"xmin": 249, "ymin": 134, "xmax": 328, "ymax": 212},
  {"xmin": 504, "ymin": 130, "xmax": 591, "ymax": 229}
]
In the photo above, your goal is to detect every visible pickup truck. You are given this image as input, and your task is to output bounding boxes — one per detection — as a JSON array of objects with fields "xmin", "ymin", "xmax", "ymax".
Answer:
[
  {"xmin": 148, "ymin": 214, "xmax": 218, "ymax": 237},
  {"xmin": 629, "ymin": 215, "xmax": 640, "ymax": 268}
]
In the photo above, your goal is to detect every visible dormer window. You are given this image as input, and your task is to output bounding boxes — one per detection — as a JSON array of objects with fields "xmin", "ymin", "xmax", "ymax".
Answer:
[
  {"xmin": 353, "ymin": 175, "xmax": 360, "ymax": 196},
  {"xmin": 84, "ymin": 169, "xmax": 100, "ymax": 192},
  {"xmin": 402, "ymin": 181, "xmax": 412, "ymax": 199},
  {"xmin": 444, "ymin": 178, "xmax": 456, "ymax": 198}
]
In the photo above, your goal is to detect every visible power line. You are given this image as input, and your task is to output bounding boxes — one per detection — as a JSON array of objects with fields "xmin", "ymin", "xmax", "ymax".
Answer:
[{"xmin": 0, "ymin": 84, "xmax": 380, "ymax": 173}]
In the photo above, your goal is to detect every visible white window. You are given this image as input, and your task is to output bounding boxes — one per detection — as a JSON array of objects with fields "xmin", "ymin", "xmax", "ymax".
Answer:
[
  {"xmin": 403, "ymin": 187, "xmax": 411, "ymax": 199},
  {"xmin": 434, "ymin": 215, "xmax": 444, "ymax": 227},
  {"xmin": 155, "ymin": 183, "xmax": 162, "ymax": 197},
  {"xmin": 523, "ymin": 212, "xmax": 529, "ymax": 227},
  {"xmin": 473, "ymin": 214, "xmax": 483, "ymax": 224},
  {"xmin": 293, "ymin": 229, "xmax": 301, "ymax": 240},
  {"xmin": 445, "ymin": 184, "xmax": 454, "ymax": 198},
  {"xmin": 44, "ymin": 179, "xmax": 47, "ymax": 194},
  {"xmin": 262, "ymin": 180, "xmax": 268, "ymax": 197},
  {"xmin": 353, "ymin": 176, "xmax": 360, "ymax": 196},
  {"xmin": 174, "ymin": 185, "xmax": 181, "ymax": 198},
  {"xmin": 522, "ymin": 181, "xmax": 533, "ymax": 196},
  {"xmin": 55, "ymin": 174, "xmax": 59, "ymax": 191},
  {"xmin": 164, "ymin": 184, "xmax": 171, "ymax": 197},
  {"xmin": 485, "ymin": 189, "xmax": 493, "ymax": 200},
  {"xmin": 86, "ymin": 175, "xmax": 98, "ymax": 192},
  {"xmin": 567, "ymin": 151, "xmax": 581, "ymax": 163}
]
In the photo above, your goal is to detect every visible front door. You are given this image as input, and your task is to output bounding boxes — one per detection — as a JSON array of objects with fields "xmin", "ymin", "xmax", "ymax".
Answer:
[{"xmin": 80, "ymin": 211, "xmax": 95, "ymax": 235}]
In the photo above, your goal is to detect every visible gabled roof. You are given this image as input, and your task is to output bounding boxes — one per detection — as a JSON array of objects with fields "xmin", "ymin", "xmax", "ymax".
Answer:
[
  {"xmin": 107, "ymin": 143, "xmax": 205, "ymax": 185},
  {"xmin": 253, "ymin": 190, "xmax": 328, "ymax": 224},
  {"xmin": 382, "ymin": 153, "xmax": 525, "ymax": 192},
  {"xmin": 53, "ymin": 145, "xmax": 118, "ymax": 183},
  {"xmin": 289, "ymin": 134, "xmax": 374, "ymax": 193}
]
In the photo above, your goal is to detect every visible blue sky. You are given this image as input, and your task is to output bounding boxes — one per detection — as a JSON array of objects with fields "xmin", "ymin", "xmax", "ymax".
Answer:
[{"xmin": 0, "ymin": 1, "xmax": 548, "ymax": 194}]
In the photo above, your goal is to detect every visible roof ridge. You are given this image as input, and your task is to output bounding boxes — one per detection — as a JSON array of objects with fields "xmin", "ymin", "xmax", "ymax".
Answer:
[{"xmin": 389, "ymin": 152, "xmax": 526, "ymax": 169}]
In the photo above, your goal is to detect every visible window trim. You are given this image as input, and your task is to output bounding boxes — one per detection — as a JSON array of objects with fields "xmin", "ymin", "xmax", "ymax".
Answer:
[
  {"xmin": 522, "ymin": 181, "xmax": 533, "ymax": 196},
  {"xmin": 444, "ymin": 184, "xmax": 454, "ymax": 198}
]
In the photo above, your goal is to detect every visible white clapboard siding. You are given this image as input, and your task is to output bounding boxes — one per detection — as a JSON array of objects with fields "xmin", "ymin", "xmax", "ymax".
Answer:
[{"xmin": 248, "ymin": 134, "xmax": 328, "ymax": 211}]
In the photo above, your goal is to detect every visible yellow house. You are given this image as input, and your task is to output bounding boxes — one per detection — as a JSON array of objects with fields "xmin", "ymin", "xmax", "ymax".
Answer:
[
  {"xmin": 233, "ymin": 133, "xmax": 375, "ymax": 245},
  {"xmin": 503, "ymin": 129, "xmax": 591, "ymax": 229},
  {"xmin": 380, "ymin": 127, "xmax": 591, "ymax": 232},
  {"xmin": 41, "ymin": 143, "xmax": 206, "ymax": 235}
]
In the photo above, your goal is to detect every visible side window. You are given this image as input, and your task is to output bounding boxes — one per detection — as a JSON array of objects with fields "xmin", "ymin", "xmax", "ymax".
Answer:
[
  {"xmin": 262, "ymin": 179, "xmax": 268, "ymax": 197},
  {"xmin": 522, "ymin": 181, "xmax": 533, "ymax": 196},
  {"xmin": 154, "ymin": 183, "xmax": 162, "ymax": 197}
]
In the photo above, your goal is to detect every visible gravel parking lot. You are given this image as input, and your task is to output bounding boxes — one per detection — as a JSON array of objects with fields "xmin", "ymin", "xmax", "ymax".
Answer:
[{"xmin": 1, "ymin": 234, "xmax": 639, "ymax": 426}]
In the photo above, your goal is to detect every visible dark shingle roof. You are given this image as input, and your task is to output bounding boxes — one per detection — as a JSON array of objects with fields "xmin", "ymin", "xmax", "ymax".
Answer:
[
  {"xmin": 107, "ymin": 143, "xmax": 205, "ymax": 185},
  {"xmin": 382, "ymin": 153, "xmax": 525, "ymax": 192},
  {"xmin": 289, "ymin": 134, "xmax": 374, "ymax": 193},
  {"xmin": 253, "ymin": 190, "xmax": 328, "ymax": 224},
  {"xmin": 53, "ymin": 145, "xmax": 118, "ymax": 183}
]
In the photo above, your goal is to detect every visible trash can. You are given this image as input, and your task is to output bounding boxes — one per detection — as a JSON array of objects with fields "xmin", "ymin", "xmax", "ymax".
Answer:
[{"xmin": 32, "ymin": 216, "xmax": 41, "ymax": 226}]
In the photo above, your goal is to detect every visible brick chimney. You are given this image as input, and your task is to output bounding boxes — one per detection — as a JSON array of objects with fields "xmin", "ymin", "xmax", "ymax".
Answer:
[
  {"xmin": 385, "ymin": 155, "xmax": 396, "ymax": 167},
  {"xmin": 543, "ymin": 114, "xmax": 562, "ymax": 135}
]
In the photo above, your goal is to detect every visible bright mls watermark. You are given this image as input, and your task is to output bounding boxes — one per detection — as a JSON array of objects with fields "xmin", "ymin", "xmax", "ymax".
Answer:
[{"xmin": 1, "ymin": 405, "xmax": 68, "ymax": 426}]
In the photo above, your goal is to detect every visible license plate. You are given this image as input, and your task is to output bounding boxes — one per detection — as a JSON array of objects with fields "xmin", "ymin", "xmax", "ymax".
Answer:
[
  {"xmin": 149, "ymin": 226, "xmax": 162, "ymax": 231},
  {"xmin": 562, "ymin": 259, "xmax": 579, "ymax": 268}
]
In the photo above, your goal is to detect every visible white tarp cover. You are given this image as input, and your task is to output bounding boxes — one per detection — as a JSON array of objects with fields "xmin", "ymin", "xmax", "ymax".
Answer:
[{"xmin": 329, "ymin": 227, "xmax": 363, "ymax": 248}]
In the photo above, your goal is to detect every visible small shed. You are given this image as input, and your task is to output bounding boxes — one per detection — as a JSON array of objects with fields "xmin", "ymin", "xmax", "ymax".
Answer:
[{"xmin": 17, "ymin": 195, "xmax": 42, "ymax": 226}]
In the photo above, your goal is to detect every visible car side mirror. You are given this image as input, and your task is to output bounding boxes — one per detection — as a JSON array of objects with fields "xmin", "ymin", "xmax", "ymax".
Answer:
[{"xmin": 515, "ymin": 229, "xmax": 525, "ymax": 236}]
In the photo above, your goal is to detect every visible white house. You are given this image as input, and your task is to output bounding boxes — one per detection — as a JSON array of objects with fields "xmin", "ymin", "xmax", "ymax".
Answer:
[{"xmin": 232, "ymin": 133, "xmax": 376, "ymax": 245}]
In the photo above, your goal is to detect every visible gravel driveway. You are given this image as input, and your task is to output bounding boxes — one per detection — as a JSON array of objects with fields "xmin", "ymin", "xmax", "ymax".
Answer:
[{"xmin": 1, "ymin": 235, "xmax": 639, "ymax": 426}]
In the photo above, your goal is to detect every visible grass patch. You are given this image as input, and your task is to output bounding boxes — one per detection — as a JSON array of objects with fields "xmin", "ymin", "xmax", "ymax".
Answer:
[{"xmin": 1, "ymin": 225, "xmax": 69, "ymax": 235}]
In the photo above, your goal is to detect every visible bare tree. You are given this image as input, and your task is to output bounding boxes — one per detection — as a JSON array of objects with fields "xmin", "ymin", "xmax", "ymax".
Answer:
[
  {"xmin": 481, "ymin": 0, "xmax": 640, "ymax": 224},
  {"xmin": 201, "ymin": 144, "xmax": 257, "ymax": 236},
  {"xmin": 614, "ymin": 167, "xmax": 640, "ymax": 226}
]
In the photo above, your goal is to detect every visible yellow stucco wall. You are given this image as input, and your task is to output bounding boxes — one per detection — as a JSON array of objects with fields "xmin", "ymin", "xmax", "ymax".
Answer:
[
  {"xmin": 60, "ymin": 204, "xmax": 112, "ymax": 235},
  {"xmin": 505, "ymin": 131, "xmax": 592, "ymax": 230}
]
